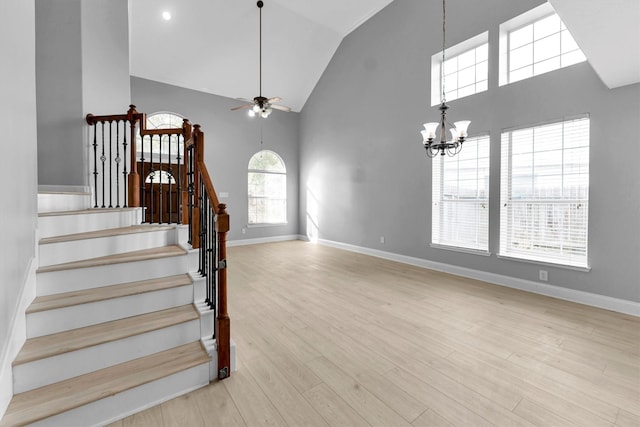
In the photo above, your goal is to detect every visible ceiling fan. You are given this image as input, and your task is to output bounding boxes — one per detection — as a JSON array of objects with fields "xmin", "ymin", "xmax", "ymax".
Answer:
[{"xmin": 231, "ymin": 1, "xmax": 291, "ymax": 118}]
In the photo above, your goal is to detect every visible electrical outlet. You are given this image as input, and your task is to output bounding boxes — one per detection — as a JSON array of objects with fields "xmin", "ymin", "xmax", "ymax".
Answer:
[
  {"xmin": 241, "ymin": 228, "xmax": 246, "ymax": 234},
  {"xmin": 380, "ymin": 236, "xmax": 385, "ymax": 244},
  {"xmin": 539, "ymin": 270, "xmax": 548, "ymax": 281}
]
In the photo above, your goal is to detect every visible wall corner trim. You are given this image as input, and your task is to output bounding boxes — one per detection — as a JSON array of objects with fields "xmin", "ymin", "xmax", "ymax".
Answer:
[
  {"xmin": 0, "ymin": 256, "xmax": 38, "ymax": 420},
  {"xmin": 316, "ymin": 239, "xmax": 640, "ymax": 317}
]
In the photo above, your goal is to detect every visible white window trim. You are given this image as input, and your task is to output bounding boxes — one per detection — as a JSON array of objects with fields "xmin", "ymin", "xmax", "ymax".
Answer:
[
  {"xmin": 431, "ymin": 243, "xmax": 491, "ymax": 257},
  {"xmin": 431, "ymin": 31, "xmax": 489, "ymax": 106},
  {"xmin": 432, "ymin": 133, "xmax": 491, "ymax": 253},
  {"xmin": 499, "ymin": 114, "xmax": 591, "ymax": 269},
  {"xmin": 247, "ymin": 150, "xmax": 287, "ymax": 226},
  {"xmin": 499, "ymin": 3, "xmax": 584, "ymax": 86}
]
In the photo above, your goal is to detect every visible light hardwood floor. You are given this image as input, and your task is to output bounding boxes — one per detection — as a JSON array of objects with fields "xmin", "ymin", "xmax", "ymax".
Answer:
[{"xmin": 110, "ymin": 240, "xmax": 640, "ymax": 427}]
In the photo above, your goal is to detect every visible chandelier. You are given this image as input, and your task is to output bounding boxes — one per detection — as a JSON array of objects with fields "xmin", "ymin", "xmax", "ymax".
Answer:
[{"xmin": 420, "ymin": 0, "xmax": 471, "ymax": 157}]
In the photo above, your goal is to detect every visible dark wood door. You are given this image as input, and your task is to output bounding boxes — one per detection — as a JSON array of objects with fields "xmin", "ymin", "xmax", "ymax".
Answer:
[{"xmin": 138, "ymin": 164, "xmax": 180, "ymax": 223}]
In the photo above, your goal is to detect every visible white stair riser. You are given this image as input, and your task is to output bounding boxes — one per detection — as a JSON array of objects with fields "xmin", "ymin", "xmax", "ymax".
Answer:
[
  {"xmin": 13, "ymin": 319, "xmax": 200, "ymax": 393},
  {"xmin": 38, "ymin": 209, "xmax": 142, "ymax": 238},
  {"xmin": 26, "ymin": 285, "xmax": 193, "ymax": 338},
  {"xmin": 29, "ymin": 363, "xmax": 209, "ymax": 427},
  {"xmin": 38, "ymin": 193, "xmax": 91, "ymax": 213},
  {"xmin": 37, "ymin": 255, "xmax": 188, "ymax": 296},
  {"xmin": 39, "ymin": 229, "xmax": 176, "ymax": 267}
]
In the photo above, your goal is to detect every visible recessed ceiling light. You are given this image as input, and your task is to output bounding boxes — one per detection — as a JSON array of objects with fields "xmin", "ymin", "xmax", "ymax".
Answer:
[{"xmin": 162, "ymin": 11, "xmax": 171, "ymax": 21}]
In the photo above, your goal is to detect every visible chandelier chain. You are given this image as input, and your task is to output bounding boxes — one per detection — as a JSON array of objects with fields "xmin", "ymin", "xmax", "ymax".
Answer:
[{"xmin": 441, "ymin": 0, "xmax": 446, "ymax": 104}]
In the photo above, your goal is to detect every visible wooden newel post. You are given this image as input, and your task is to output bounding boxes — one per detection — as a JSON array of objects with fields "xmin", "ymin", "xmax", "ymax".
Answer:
[
  {"xmin": 216, "ymin": 203, "xmax": 231, "ymax": 379},
  {"xmin": 127, "ymin": 105, "xmax": 141, "ymax": 208},
  {"xmin": 181, "ymin": 119, "xmax": 192, "ymax": 227},
  {"xmin": 190, "ymin": 125, "xmax": 203, "ymax": 249}
]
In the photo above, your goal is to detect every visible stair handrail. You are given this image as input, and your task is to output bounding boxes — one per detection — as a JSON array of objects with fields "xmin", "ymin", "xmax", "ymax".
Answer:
[
  {"xmin": 189, "ymin": 125, "xmax": 231, "ymax": 379},
  {"xmin": 85, "ymin": 106, "xmax": 231, "ymax": 380}
]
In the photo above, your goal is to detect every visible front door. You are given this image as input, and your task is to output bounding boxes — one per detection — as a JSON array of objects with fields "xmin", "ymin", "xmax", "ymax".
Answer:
[{"xmin": 138, "ymin": 163, "xmax": 180, "ymax": 223}]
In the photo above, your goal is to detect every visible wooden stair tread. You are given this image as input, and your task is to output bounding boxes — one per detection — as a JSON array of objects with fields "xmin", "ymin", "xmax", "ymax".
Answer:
[
  {"xmin": 1, "ymin": 342, "xmax": 209, "ymax": 427},
  {"xmin": 40, "ymin": 224, "xmax": 175, "ymax": 244},
  {"xmin": 27, "ymin": 274, "xmax": 192, "ymax": 314},
  {"xmin": 14, "ymin": 305, "xmax": 199, "ymax": 365},
  {"xmin": 38, "ymin": 207, "xmax": 139, "ymax": 217},
  {"xmin": 37, "ymin": 245, "xmax": 186, "ymax": 273}
]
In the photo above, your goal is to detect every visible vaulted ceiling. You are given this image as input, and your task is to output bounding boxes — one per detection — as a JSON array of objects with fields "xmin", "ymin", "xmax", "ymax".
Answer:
[
  {"xmin": 130, "ymin": 0, "xmax": 395, "ymax": 112},
  {"xmin": 129, "ymin": 0, "xmax": 640, "ymax": 113}
]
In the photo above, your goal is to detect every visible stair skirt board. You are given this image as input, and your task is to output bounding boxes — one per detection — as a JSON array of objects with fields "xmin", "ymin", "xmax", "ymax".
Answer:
[
  {"xmin": 29, "ymin": 363, "xmax": 209, "ymax": 427},
  {"xmin": 26, "ymin": 284, "xmax": 193, "ymax": 338}
]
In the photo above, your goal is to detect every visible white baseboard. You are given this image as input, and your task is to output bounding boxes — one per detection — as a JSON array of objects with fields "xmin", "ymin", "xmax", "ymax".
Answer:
[
  {"xmin": 227, "ymin": 234, "xmax": 302, "ymax": 247},
  {"xmin": 317, "ymin": 238, "xmax": 640, "ymax": 317},
  {"xmin": 0, "ymin": 256, "xmax": 37, "ymax": 419}
]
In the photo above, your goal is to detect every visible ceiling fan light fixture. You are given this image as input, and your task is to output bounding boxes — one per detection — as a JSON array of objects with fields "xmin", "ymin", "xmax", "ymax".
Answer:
[{"xmin": 230, "ymin": 1, "xmax": 292, "ymax": 118}]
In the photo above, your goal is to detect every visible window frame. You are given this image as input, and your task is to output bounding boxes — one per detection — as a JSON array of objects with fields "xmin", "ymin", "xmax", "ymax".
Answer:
[
  {"xmin": 247, "ymin": 150, "xmax": 287, "ymax": 226},
  {"xmin": 499, "ymin": 3, "xmax": 586, "ymax": 86},
  {"xmin": 431, "ymin": 32, "xmax": 489, "ymax": 106},
  {"xmin": 431, "ymin": 134, "xmax": 491, "ymax": 255},
  {"xmin": 499, "ymin": 115, "xmax": 590, "ymax": 270}
]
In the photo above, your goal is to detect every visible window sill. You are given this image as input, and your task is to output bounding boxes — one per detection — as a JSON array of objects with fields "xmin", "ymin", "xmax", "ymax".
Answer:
[
  {"xmin": 247, "ymin": 222, "xmax": 288, "ymax": 228},
  {"xmin": 496, "ymin": 253, "xmax": 591, "ymax": 272},
  {"xmin": 431, "ymin": 243, "xmax": 491, "ymax": 257}
]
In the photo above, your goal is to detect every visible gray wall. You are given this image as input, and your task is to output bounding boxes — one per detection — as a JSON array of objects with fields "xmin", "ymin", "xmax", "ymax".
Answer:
[
  {"xmin": 0, "ymin": 0, "xmax": 38, "ymax": 380},
  {"xmin": 299, "ymin": 0, "xmax": 640, "ymax": 302},
  {"xmin": 36, "ymin": 0, "xmax": 130, "ymax": 187},
  {"xmin": 131, "ymin": 77, "xmax": 300, "ymax": 242}
]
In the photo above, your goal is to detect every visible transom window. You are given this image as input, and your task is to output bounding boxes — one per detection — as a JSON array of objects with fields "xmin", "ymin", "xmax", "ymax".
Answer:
[
  {"xmin": 500, "ymin": 4, "xmax": 586, "ymax": 85},
  {"xmin": 248, "ymin": 150, "xmax": 287, "ymax": 225},
  {"xmin": 136, "ymin": 112, "xmax": 185, "ymax": 160},
  {"xmin": 432, "ymin": 135, "xmax": 490, "ymax": 252},
  {"xmin": 431, "ymin": 32, "xmax": 488, "ymax": 106},
  {"xmin": 500, "ymin": 117, "xmax": 590, "ymax": 268}
]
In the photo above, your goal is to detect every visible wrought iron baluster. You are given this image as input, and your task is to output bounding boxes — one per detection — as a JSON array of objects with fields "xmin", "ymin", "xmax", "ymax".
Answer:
[
  {"xmin": 149, "ymin": 134, "xmax": 155, "ymax": 223},
  {"xmin": 100, "ymin": 122, "xmax": 106, "ymax": 208},
  {"xmin": 122, "ymin": 120, "xmax": 128, "ymax": 208},
  {"xmin": 108, "ymin": 121, "xmax": 113, "ymax": 208},
  {"xmin": 92, "ymin": 123, "xmax": 98, "ymax": 208},
  {"xmin": 140, "ymin": 133, "xmax": 147, "ymax": 223},
  {"xmin": 168, "ymin": 133, "xmax": 173, "ymax": 223},
  {"xmin": 115, "ymin": 120, "xmax": 121, "ymax": 208}
]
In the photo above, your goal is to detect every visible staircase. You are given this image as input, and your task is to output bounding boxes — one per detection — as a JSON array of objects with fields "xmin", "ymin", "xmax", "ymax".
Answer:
[{"xmin": 0, "ymin": 192, "xmax": 215, "ymax": 426}]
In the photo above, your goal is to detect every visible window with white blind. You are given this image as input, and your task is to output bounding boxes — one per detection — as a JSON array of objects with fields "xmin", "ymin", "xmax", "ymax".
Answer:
[
  {"xmin": 248, "ymin": 150, "xmax": 287, "ymax": 225},
  {"xmin": 431, "ymin": 32, "xmax": 488, "ymax": 106},
  {"xmin": 432, "ymin": 135, "xmax": 490, "ymax": 253},
  {"xmin": 499, "ymin": 4, "xmax": 586, "ymax": 86},
  {"xmin": 499, "ymin": 117, "xmax": 590, "ymax": 268}
]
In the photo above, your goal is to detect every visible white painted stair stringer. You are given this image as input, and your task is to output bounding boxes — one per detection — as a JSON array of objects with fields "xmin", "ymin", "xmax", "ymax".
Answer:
[
  {"xmin": 14, "ymin": 318, "xmax": 200, "ymax": 394},
  {"xmin": 39, "ymin": 226, "xmax": 176, "ymax": 267},
  {"xmin": 26, "ymin": 282, "xmax": 193, "ymax": 338}
]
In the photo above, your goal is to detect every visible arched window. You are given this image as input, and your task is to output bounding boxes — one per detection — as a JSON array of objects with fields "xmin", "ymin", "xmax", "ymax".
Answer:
[
  {"xmin": 248, "ymin": 150, "xmax": 287, "ymax": 225},
  {"xmin": 137, "ymin": 112, "xmax": 185, "ymax": 162}
]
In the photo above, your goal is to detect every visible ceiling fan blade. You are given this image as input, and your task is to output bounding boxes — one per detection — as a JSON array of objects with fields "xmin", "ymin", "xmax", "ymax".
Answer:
[
  {"xmin": 268, "ymin": 97, "xmax": 282, "ymax": 103},
  {"xmin": 236, "ymin": 98, "xmax": 256, "ymax": 103},
  {"xmin": 231, "ymin": 104, "xmax": 252, "ymax": 111},
  {"xmin": 271, "ymin": 104, "xmax": 292, "ymax": 112}
]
